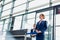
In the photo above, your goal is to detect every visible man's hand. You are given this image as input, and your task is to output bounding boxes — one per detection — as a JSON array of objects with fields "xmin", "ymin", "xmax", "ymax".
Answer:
[
  {"xmin": 36, "ymin": 30, "xmax": 41, "ymax": 33},
  {"xmin": 31, "ymin": 34, "xmax": 36, "ymax": 37}
]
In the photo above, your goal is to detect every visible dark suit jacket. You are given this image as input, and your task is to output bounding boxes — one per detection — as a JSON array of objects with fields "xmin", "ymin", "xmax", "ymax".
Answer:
[
  {"xmin": 36, "ymin": 20, "xmax": 47, "ymax": 40},
  {"xmin": 30, "ymin": 29, "xmax": 36, "ymax": 37},
  {"xmin": 31, "ymin": 29, "xmax": 36, "ymax": 33}
]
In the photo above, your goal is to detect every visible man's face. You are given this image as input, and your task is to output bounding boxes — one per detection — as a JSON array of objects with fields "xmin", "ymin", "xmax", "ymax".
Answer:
[
  {"xmin": 33, "ymin": 24, "xmax": 36, "ymax": 29},
  {"xmin": 33, "ymin": 26, "xmax": 36, "ymax": 28}
]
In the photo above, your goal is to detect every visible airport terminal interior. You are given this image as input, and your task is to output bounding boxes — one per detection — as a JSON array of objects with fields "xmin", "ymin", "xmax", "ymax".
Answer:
[{"xmin": 0, "ymin": 0, "xmax": 60, "ymax": 40}]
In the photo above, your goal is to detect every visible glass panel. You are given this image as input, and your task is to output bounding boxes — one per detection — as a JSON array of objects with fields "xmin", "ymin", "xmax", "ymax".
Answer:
[
  {"xmin": 0, "ymin": 19, "xmax": 9, "ymax": 40},
  {"xmin": 0, "ymin": 21, "xmax": 3, "ymax": 31},
  {"xmin": 29, "ymin": 5, "xmax": 49, "ymax": 12},
  {"xmin": 13, "ymin": 16, "xmax": 22, "ymax": 30},
  {"xmin": 0, "ymin": 7, "xmax": 1, "ymax": 12},
  {"xmin": 2, "ymin": 10, "xmax": 11, "ymax": 17},
  {"xmin": 22, "ymin": 12, "xmax": 36, "ymax": 29},
  {"xmin": 52, "ymin": 0, "xmax": 60, "ymax": 6},
  {"xmin": 2, "ymin": 31, "xmax": 6, "ymax": 40},
  {"xmin": 27, "ymin": 13, "xmax": 35, "ymax": 19},
  {"xmin": 0, "ymin": 25, "xmax": 3, "ymax": 31},
  {"xmin": 4, "ymin": 0, "xmax": 12, "ymax": 4},
  {"xmin": 29, "ymin": 0, "xmax": 49, "ymax": 12},
  {"xmin": 13, "ymin": 12, "xmax": 25, "ymax": 17},
  {"xmin": 0, "ymin": 21, "xmax": 3, "ymax": 37},
  {"xmin": 13, "ymin": 4, "xmax": 26, "ymax": 14},
  {"xmin": 3, "ymin": 19, "xmax": 9, "ymax": 31},
  {"xmin": 1, "ymin": 16, "xmax": 10, "ymax": 20},
  {"xmin": 22, "ymin": 19, "xmax": 35, "ymax": 29},
  {"xmin": 56, "ymin": 14, "xmax": 60, "ymax": 25},
  {"xmin": 56, "ymin": 27, "xmax": 60, "ymax": 40},
  {"xmin": 29, "ymin": 0, "xmax": 49, "ymax": 8},
  {"xmin": 14, "ymin": 0, "xmax": 27, "ymax": 7},
  {"xmin": 3, "ymin": 3, "xmax": 12, "ymax": 11}
]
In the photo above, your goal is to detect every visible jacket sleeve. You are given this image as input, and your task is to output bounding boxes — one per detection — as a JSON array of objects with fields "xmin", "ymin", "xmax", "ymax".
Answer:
[
  {"xmin": 31, "ymin": 29, "xmax": 33, "ymax": 33},
  {"xmin": 40, "ymin": 21, "xmax": 47, "ymax": 33},
  {"xmin": 36, "ymin": 22, "xmax": 39, "ymax": 30}
]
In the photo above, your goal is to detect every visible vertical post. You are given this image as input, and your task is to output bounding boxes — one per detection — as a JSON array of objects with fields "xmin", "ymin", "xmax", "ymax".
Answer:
[
  {"xmin": 0, "ymin": 4, "xmax": 2, "ymax": 19},
  {"xmin": 52, "ymin": 7, "xmax": 56, "ymax": 40},
  {"xmin": 20, "ymin": 15, "xmax": 24, "ymax": 29},
  {"xmin": 24, "ymin": 0, "xmax": 29, "ymax": 22},
  {"xmin": 7, "ymin": 0, "xmax": 15, "ymax": 31},
  {"xmin": 7, "ymin": 14, "xmax": 12, "ymax": 31},
  {"xmin": 48, "ymin": 0, "xmax": 52, "ymax": 40},
  {"xmin": 10, "ymin": 17, "xmax": 15, "ymax": 30},
  {"xmin": 21, "ymin": 0, "xmax": 29, "ymax": 29},
  {"xmin": 11, "ymin": 0, "xmax": 15, "ymax": 14},
  {"xmin": 34, "ymin": 12, "xmax": 37, "ymax": 24},
  {"xmin": 0, "ymin": 0, "xmax": 5, "ymax": 19}
]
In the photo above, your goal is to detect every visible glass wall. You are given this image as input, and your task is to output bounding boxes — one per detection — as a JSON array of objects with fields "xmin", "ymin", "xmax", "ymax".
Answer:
[
  {"xmin": 56, "ymin": 14, "xmax": 60, "ymax": 40},
  {"xmin": 22, "ymin": 13, "xmax": 35, "ymax": 29},
  {"xmin": 0, "ymin": 19, "xmax": 9, "ymax": 40},
  {"xmin": 0, "ymin": 21, "xmax": 3, "ymax": 32},
  {"xmin": 0, "ymin": 0, "xmax": 60, "ymax": 40}
]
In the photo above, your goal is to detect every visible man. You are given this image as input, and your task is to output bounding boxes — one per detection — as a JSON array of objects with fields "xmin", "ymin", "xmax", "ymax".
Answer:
[{"xmin": 31, "ymin": 24, "xmax": 36, "ymax": 40}]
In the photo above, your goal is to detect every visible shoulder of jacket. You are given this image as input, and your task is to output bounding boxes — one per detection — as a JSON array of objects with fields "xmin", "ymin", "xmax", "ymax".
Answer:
[
  {"xmin": 43, "ymin": 19, "xmax": 47, "ymax": 23},
  {"xmin": 43, "ymin": 19, "xmax": 46, "ymax": 21}
]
